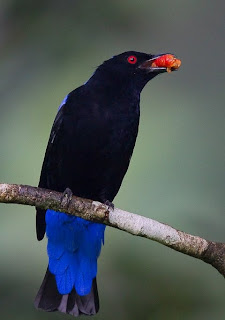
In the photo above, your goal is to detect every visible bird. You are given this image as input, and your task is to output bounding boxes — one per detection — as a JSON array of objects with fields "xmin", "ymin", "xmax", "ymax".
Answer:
[{"xmin": 34, "ymin": 51, "xmax": 181, "ymax": 316}]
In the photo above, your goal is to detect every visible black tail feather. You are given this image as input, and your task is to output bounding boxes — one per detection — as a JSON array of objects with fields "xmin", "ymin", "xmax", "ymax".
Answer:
[{"xmin": 34, "ymin": 268, "xmax": 99, "ymax": 316}]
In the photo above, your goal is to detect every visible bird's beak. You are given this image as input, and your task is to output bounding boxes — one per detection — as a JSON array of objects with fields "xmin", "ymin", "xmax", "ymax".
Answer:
[{"xmin": 139, "ymin": 53, "xmax": 181, "ymax": 73}]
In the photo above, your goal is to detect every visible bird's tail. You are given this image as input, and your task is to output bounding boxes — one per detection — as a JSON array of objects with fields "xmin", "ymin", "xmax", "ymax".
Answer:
[{"xmin": 34, "ymin": 268, "xmax": 99, "ymax": 316}]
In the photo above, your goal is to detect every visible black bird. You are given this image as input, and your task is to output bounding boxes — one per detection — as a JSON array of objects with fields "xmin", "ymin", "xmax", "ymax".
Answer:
[{"xmin": 34, "ymin": 51, "xmax": 181, "ymax": 316}]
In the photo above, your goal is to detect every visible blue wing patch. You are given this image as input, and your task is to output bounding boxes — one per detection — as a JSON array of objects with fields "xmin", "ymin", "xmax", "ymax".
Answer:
[{"xmin": 58, "ymin": 94, "xmax": 68, "ymax": 111}]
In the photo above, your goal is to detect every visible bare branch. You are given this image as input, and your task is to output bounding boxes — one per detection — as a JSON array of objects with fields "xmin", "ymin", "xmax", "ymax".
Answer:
[{"xmin": 0, "ymin": 183, "xmax": 224, "ymax": 277}]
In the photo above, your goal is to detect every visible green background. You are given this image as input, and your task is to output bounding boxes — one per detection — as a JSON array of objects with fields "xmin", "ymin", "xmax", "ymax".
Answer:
[{"xmin": 0, "ymin": 1, "xmax": 225, "ymax": 319}]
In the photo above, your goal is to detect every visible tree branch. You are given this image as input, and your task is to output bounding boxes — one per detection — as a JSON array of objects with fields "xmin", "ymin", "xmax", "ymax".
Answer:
[{"xmin": 0, "ymin": 183, "xmax": 224, "ymax": 277}]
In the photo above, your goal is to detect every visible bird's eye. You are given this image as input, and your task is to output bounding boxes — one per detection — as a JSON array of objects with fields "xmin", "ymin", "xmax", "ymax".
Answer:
[{"xmin": 127, "ymin": 55, "xmax": 137, "ymax": 64}]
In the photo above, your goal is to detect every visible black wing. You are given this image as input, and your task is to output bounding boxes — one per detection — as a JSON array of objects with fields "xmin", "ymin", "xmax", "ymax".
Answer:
[{"xmin": 36, "ymin": 107, "xmax": 64, "ymax": 240}]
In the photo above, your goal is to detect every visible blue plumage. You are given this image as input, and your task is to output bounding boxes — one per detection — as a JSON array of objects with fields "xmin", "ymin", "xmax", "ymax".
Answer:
[
  {"xmin": 46, "ymin": 209, "xmax": 105, "ymax": 296},
  {"xmin": 58, "ymin": 94, "xmax": 68, "ymax": 110}
]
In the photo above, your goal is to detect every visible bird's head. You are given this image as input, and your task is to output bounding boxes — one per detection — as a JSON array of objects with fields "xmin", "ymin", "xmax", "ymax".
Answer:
[{"xmin": 90, "ymin": 51, "xmax": 181, "ymax": 93}]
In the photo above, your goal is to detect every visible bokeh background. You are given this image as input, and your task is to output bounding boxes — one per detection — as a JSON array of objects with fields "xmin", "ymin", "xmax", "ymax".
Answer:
[{"xmin": 0, "ymin": 1, "xmax": 225, "ymax": 319}]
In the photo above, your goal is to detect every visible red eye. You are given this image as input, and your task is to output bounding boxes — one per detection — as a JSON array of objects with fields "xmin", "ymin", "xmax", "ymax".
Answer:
[{"xmin": 127, "ymin": 55, "xmax": 137, "ymax": 64}]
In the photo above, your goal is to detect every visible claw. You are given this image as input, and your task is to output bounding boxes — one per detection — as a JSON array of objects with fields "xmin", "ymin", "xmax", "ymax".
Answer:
[
  {"xmin": 60, "ymin": 188, "xmax": 73, "ymax": 208},
  {"xmin": 104, "ymin": 200, "xmax": 114, "ymax": 211}
]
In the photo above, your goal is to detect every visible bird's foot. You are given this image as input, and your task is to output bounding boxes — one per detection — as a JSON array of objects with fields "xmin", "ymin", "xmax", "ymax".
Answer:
[
  {"xmin": 61, "ymin": 188, "xmax": 73, "ymax": 208},
  {"xmin": 104, "ymin": 200, "xmax": 115, "ymax": 211}
]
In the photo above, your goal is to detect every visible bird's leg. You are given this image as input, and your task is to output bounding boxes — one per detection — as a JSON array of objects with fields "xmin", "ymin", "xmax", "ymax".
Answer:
[{"xmin": 60, "ymin": 187, "xmax": 73, "ymax": 208}]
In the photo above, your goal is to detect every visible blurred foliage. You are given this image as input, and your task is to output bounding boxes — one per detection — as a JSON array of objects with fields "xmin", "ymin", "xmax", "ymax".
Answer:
[{"xmin": 0, "ymin": 1, "xmax": 225, "ymax": 319}]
